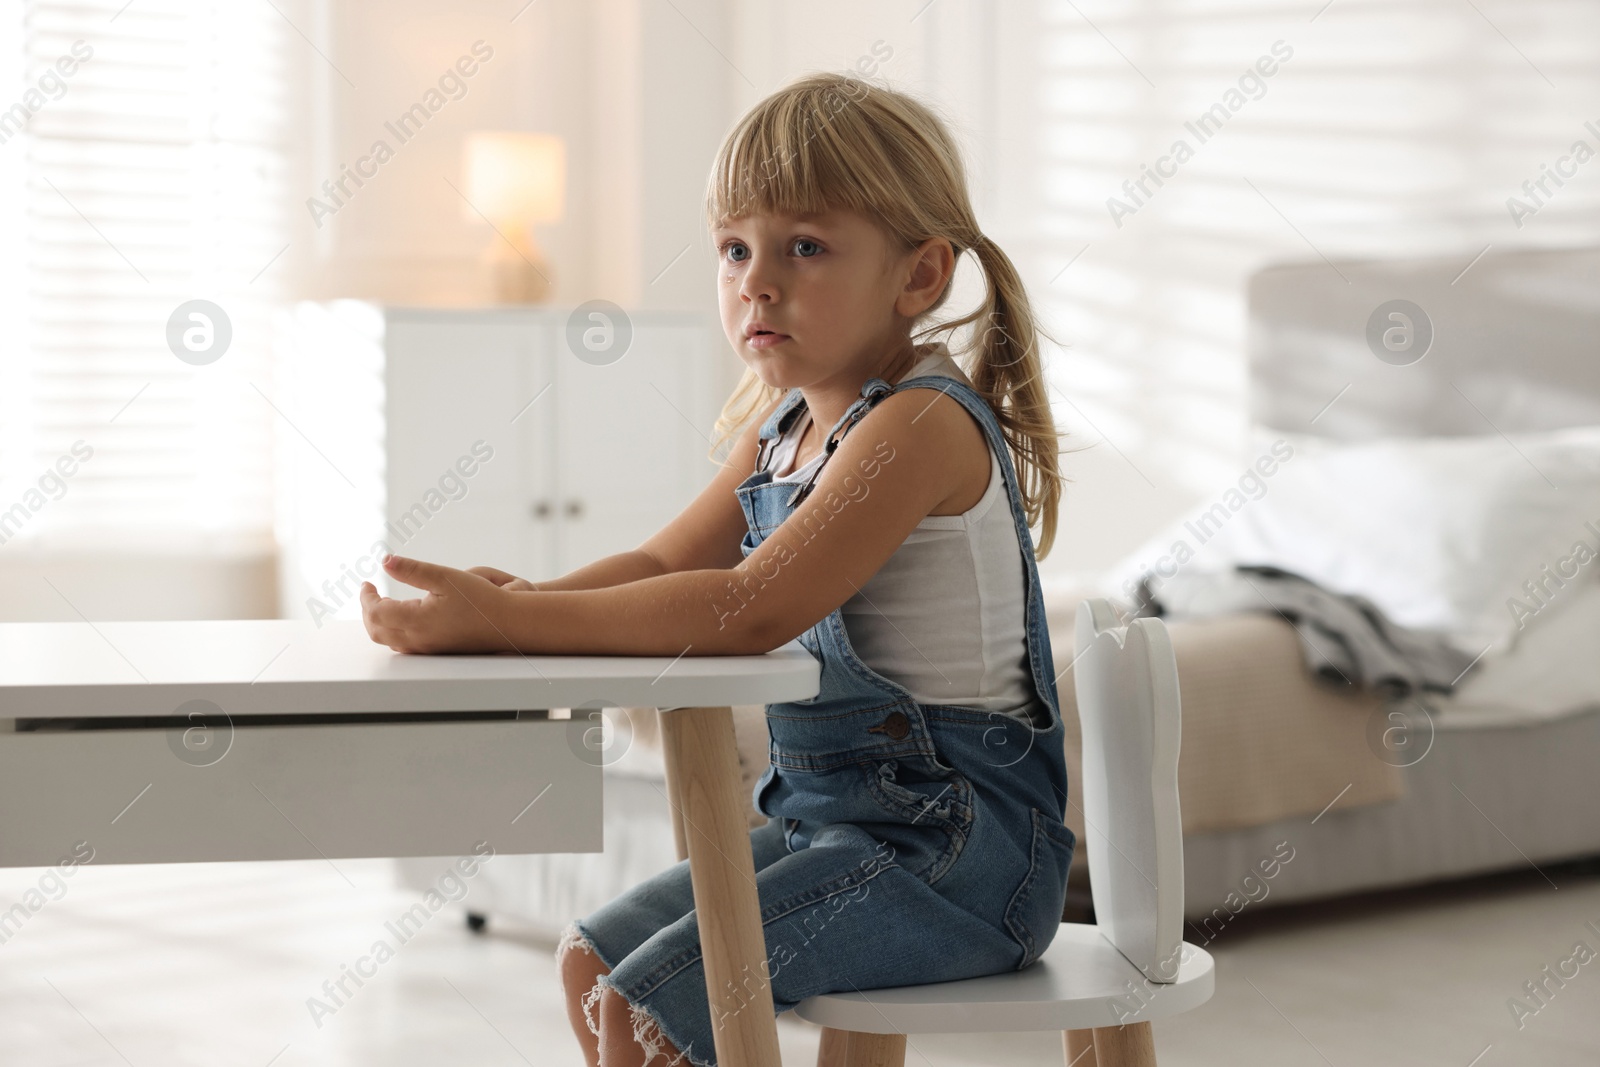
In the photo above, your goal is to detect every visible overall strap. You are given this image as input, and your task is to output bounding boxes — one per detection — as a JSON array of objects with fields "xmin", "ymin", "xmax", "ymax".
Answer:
[
  {"xmin": 754, "ymin": 388, "xmax": 811, "ymax": 475},
  {"xmin": 784, "ymin": 377, "xmax": 896, "ymax": 507},
  {"xmin": 787, "ymin": 373, "xmax": 1016, "ymax": 522}
]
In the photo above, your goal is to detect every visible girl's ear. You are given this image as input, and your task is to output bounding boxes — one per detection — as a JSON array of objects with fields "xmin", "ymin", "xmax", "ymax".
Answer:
[{"xmin": 894, "ymin": 236, "xmax": 956, "ymax": 319}]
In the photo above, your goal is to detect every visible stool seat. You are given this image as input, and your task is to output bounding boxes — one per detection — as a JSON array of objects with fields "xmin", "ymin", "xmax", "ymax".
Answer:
[{"xmin": 793, "ymin": 924, "xmax": 1215, "ymax": 1035}]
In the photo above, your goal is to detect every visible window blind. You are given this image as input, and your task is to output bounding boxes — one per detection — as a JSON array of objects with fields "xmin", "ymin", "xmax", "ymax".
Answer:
[
  {"xmin": 992, "ymin": 0, "xmax": 1600, "ymax": 580},
  {"xmin": 0, "ymin": 0, "xmax": 294, "ymax": 553}
]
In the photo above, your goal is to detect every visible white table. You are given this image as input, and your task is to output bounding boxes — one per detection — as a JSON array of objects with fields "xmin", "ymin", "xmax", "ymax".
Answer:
[{"xmin": 0, "ymin": 618, "xmax": 819, "ymax": 1066}]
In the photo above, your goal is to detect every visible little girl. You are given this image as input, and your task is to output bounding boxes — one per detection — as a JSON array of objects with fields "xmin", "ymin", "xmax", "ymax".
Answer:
[{"xmin": 360, "ymin": 72, "xmax": 1077, "ymax": 1067}]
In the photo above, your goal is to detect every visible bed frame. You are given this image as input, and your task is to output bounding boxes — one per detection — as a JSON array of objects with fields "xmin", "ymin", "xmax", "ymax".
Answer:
[{"xmin": 1247, "ymin": 244, "xmax": 1600, "ymax": 437}]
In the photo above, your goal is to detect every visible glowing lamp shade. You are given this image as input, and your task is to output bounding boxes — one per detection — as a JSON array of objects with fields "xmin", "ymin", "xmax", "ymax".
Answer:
[
  {"xmin": 462, "ymin": 132, "xmax": 565, "ymax": 225},
  {"xmin": 461, "ymin": 131, "xmax": 566, "ymax": 302}
]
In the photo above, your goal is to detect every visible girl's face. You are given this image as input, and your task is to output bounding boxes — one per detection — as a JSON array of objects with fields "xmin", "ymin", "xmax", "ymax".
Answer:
[{"xmin": 712, "ymin": 208, "xmax": 927, "ymax": 389}]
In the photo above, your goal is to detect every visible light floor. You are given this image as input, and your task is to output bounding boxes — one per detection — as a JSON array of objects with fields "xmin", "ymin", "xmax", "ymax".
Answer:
[{"xmin": 0, "ymin": 854, "xmax": 1596, "ymax": 1066}]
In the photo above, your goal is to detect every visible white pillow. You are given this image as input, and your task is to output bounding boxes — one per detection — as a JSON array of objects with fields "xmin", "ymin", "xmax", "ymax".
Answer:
[
  {"xmin": 1108, "ymin": 425, "xmax": 1600, "ymax": 659},
  {"xmin": 1428, "ymin": 581, "xmax": 1600, "ymax": 725}
]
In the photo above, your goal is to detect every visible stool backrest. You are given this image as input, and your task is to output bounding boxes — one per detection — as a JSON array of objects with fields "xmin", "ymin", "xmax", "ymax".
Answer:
[{"xmin": 1073, "ymin": 598, "xmax": 1185, "ymax": 983}]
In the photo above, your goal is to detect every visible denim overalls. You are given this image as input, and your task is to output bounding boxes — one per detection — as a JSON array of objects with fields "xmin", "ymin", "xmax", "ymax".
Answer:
[{"xmin": 565, "ymin": 369, "xmax": 1077, "ymax": 1067}]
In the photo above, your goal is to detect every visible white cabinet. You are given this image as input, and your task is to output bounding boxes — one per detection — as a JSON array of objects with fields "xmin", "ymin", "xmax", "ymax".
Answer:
[
  {"xmin": 273, "ymin": 303, "xmax": 724, "ymax": 620},
  {"xmin": 380, "ymin": 313, "xmax": 552, "ymax": 587}
]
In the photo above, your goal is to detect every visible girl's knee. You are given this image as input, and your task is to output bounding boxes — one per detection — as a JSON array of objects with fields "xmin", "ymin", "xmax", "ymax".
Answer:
[
  {"xmin": 559, "ymin": 923, "xmax": 696, "ymax": 1065},
  {"xmin": 557, "ymin": 921, "xmax": 600, "ymax": 966},
  {"xmin": 598, "ymin": 986, "xmax": 694, "ymax": 1066},
  {"xmin": 557, "ymin": 924, "xmax": 609, "ymax": 1032}
]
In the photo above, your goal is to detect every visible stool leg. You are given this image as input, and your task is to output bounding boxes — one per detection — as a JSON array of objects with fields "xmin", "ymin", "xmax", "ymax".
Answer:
[
  {"xmin": 840, "ymin": 1030, "xmax": 905, "ymax": 1067},
  {"xmin": 1092, "ymin": 1021, "xmax": 1156, "ymax": 1067},
  {"xmin": 817, "ymin": 1025, "xmax": 849, "ymax": 1067},
  {"xmin": 1064, "ymin": 1027, "xmax": 1100, "ymax": 1066}
]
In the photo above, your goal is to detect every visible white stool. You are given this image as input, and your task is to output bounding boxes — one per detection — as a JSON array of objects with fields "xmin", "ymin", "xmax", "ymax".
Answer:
[{"xmin": 795, "ymin": 598, "xmax": 1215, "ymax": 1066}]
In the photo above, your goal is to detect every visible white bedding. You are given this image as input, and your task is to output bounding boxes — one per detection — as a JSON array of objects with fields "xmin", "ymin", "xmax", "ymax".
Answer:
[
  {"xmin": 1101, "ymin": 423, "xmax": 1600, "ymax": 727},
  {"xmin": 1108, "ymin": 427, "xmax": 1600, "ymax": 655},
  {"xmin": 1227, "ymin": 425, "xmax": 1600, "ymax": 659},
  {"xmin": 1414, "ymin": 581, "xmax": 1600, "ymax": 729}
]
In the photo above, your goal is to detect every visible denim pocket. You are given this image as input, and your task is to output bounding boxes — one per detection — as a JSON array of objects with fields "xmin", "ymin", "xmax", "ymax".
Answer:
[
  {"xmin": 1002, "ymin": 807, "xmax": 1078, "ymax": 969},
  {"xmin": 863, "ymin": 758, "xmax": 968, "ymax": 829}
]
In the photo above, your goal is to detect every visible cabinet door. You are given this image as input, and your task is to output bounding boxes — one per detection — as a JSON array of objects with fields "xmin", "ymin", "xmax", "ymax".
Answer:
[
  {"xmin": 383, "ymin": 317, "xmax": 556, "ymax": 591},
  {"xmin": 552, "ymin": 322, "xmax": 721, "ymax": 572}
]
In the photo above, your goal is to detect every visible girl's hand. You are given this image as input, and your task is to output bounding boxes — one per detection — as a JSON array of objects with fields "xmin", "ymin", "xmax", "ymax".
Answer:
[
  {"xmin": 466, "ymin": 565, "xmax": 539, "ymax": 592},
  {"xmin": 360, "ymin": 554, "xmax": 518, "ymax": 654}
]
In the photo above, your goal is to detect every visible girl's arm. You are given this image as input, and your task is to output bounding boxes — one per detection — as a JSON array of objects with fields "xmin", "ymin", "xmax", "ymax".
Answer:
[
  {"xmin": 361, "ymin": 389, "xmax": 979, "ymax": 659},
  {"xmin": 367, "ymin": 555, "xmax": 772, "ymax": 655},
  {"xmin": 461, "ymin": 395, "xmax": 784, "ymax": 596},
  {"xmin": 495, "ymin": 387, "xmax": 982, "ymax": 655},
  {"xmin": 361, "ymin": 400, "xmax": 780, "ymax": 654},
  {"xmin": 476, "ymin": 551, "xmax": 668, "ymax": 593},
  {"xmin": 477, "ymin": 402, "xmax": 774, "ymax": 594}
]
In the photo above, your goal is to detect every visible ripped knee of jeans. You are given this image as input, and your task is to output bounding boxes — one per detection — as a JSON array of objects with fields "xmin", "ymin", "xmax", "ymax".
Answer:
[
  {"xmin": 556, "ymin": 921, "xmax": 597, "ymax": 964},
  {"xmin": 621, "ymin": 990, "xmax": 702, "ymax": 1067},
  {"xmin": 589, "ymin": 976, "xmax": 708, "ymax": 1067},
  {"xmin": 581, "ymin": 978, "xmax": 607, "ymax": 1039},
  {"xmin": 558, "ymin": 922, "xmax": 608, "ymax": 1039}
]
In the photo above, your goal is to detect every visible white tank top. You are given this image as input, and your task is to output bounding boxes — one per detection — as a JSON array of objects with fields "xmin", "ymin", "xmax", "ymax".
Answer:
[{"xmin": 768, "ymin": 347, "xmax": 1046, "ymax": 727}]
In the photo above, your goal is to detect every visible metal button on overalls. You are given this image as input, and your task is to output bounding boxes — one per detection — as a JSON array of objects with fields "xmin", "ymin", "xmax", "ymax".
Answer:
[{"xmin": 876, "ymin": 713, "xmax": 915, "ymax": 739}]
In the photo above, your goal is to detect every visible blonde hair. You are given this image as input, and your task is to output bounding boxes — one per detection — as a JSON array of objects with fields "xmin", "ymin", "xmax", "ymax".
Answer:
[{"xmin": 705, "ymin": 71, "xmax": 1070, "ymax": 559}]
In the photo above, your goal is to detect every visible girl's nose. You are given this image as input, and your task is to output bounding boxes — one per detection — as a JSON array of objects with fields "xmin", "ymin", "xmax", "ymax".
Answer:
[{"xmin": 739, "ymin": 256, "xmax": 779, "ymax": 304}]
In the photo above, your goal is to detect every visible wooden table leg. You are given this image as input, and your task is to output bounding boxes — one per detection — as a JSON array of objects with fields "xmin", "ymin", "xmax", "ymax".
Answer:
[
  {"xmin": 659, "ymin": 705, "xmax": 783, "ymax": 1067},
  {"xmin": 658, "ymin": 708, "xmax": 690, "ymax": 864}
]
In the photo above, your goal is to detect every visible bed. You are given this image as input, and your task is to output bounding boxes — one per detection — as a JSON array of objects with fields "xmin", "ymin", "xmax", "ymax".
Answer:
[
  {"xmin": 397, "ymin": 244, "xmax": 1600, "ymax": 929},
  {"xmin": 1129, "ymin": 244, "xmax": 1600, "ymax": 922}
]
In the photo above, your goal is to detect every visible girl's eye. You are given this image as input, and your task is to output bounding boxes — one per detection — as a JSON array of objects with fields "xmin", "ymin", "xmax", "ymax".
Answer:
[
  {"xmin": 792, "ymin": 238, "xmax": 821, "ymax": 257},
  {"xmin": 724, "ymin": 242, "xmax": 749, "ymax": 263}
]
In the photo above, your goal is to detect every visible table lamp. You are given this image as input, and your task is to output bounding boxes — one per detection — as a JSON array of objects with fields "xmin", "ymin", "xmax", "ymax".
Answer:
[{"xmin": 462, "ymin": 131, "xmax": 566, "ymax": 303}]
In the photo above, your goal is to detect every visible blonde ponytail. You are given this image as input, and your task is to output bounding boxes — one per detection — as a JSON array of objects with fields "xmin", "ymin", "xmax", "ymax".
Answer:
[{"xmin": 939, "ymin": 234, "xmax": 1065, "ymax": 559}]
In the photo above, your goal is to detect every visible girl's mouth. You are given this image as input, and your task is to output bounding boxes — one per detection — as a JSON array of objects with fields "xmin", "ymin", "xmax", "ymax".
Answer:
[{"xmin": 746, "ymin": 329, "xmax": 790, "ymax": 349}]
